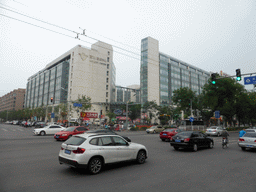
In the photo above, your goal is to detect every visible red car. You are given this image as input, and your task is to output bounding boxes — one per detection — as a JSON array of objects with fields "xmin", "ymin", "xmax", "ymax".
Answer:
[
  {"xmin": 159, "ymin": 128, "xmax": 183, "ymax": 142},
  {"xmin": 54, "ymin": 126, "xmax": 89, "ymax": 141}
]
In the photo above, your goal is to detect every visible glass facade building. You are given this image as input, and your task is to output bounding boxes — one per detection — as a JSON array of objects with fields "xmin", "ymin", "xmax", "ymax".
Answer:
[
  {"xmin": 24, "ymin": 56, "xmax": 70, "ymax": 108},
  {"xmin": 140, "ymin": 37, "xmax": 210, "ymax": 105}
]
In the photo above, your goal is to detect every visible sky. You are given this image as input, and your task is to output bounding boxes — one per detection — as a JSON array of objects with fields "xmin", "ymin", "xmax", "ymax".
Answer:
[{"xmin": 0, "ymin": 0, "xmax": 256, "ymax": 97}]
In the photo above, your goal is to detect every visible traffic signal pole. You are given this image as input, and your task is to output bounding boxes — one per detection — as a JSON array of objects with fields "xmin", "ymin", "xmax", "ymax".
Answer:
[{"xmin": 215, "ymin": 72, "xmax": 256, "ymax": 80}]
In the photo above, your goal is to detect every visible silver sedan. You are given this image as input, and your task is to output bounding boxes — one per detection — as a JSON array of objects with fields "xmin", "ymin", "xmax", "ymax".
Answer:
[
  {"xmin": 206, "ymin": 126, "xmax": 224, "ymax": 137},
  {"xmin": 238, "ymin": 132, "xmax": 256, "ymax": 151}
]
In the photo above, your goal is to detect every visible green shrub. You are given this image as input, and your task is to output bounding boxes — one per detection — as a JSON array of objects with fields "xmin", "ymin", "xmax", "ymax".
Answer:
[{"xmin": 130, "ymin": 127, "xmax": 138, "ymax": 131}]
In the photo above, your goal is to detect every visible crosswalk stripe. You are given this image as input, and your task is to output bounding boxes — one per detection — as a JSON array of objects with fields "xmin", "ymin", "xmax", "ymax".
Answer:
[{"xmin": 2, "ymin": 128, "xmax": 8, "ymax": 132}]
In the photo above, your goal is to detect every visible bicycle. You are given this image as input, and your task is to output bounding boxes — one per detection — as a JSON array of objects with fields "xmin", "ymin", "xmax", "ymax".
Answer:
[{"xmin": 222, "ymin": 137, "xmax": 228, "ymax": 149}]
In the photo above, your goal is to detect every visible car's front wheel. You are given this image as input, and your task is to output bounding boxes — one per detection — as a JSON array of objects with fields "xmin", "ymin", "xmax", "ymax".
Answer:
[
  {"xmin": 153, "ymin": 130, "xmax": 156, "ymax": 134},
  {"xmin": 136, "ymin": 150, "xmax": 146, "ymax": 164},
  {"xmin": 209, "ymin": 141, "xmax": 214, "ymax": 149},
  {"xmin": 88, "ymin": 157, "xmax": 103, "ymax": 175},
  {"xmin": 241, "ymin": 147, "xmax": 246, "ymax": 151},
  {"xmin": 40, "ymin": 131, "xmax": 46, "ymax": 136},
  {"xmin": 193, "ymin": 144, "xmax": 198, "ymax": 152},
  {"xmin": 217, "ymin": 132, "xmax": 220, "ymax": 137}
]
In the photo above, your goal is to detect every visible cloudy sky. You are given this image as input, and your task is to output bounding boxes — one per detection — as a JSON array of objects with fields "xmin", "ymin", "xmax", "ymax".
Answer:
[{"xmin": 0, "ymin": 0, "xmax": 255, "ymax": 97}]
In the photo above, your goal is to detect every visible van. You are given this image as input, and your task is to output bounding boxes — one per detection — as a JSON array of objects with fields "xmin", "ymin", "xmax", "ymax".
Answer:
[
  {"xmin": 70, "ymin": 118, "xmax": 78, "ymax": 122},
  {"xmin": 93, "ymin": 118, "xmax": 101, "ymax": 126}
]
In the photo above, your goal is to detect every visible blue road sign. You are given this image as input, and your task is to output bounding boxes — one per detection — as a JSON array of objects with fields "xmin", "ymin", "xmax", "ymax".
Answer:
[
  {"xmin": 215, "ymin": 110, "xmax": 220, "ymax": 118},
  {"xmin": 189, "ymin": 117, "xmax": 194, "ymax": 122},
  {"xmin": 51, "ymin": 113, "xmax": 55, "ymax": 118},
  {"xmin": 244, "ymin": 76, "xmax": 256, "ymax": 85},
  {"xmin": 73, "ymin": 103, "xmax": 82, "ymax": 107}
]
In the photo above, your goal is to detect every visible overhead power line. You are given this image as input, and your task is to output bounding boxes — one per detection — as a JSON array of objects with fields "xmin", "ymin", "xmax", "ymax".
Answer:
[{"xmin": 0, "ymin": 4, "xmax": 162, "ymax": 65}]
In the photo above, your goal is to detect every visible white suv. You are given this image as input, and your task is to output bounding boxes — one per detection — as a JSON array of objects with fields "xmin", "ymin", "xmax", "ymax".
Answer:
[{"xmin": 59, "ymin": 133, "xmax": 148, "ymax": 174}]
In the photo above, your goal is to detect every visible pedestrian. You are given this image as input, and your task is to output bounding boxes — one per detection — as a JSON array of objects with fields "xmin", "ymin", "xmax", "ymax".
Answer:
[
  {"xmin": 25, "ymin": 121, "xmax": 28, "ymax": 127},
  {"xmin": 239, "ymin": 128, "xmax": 246, "ymax": 137}
]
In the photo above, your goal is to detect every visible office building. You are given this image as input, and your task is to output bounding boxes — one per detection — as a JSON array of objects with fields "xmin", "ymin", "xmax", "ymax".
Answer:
[
  {"xmin": 24, "ymin": 41, "xmax": 116, "ymax": 120},
  {"xmin": 140, "ymin": 37, "xmax": 210, "ymax": 105},
  {"xmin": 0, "ymin": 88, "xmax": 26, "ymax": 112}
]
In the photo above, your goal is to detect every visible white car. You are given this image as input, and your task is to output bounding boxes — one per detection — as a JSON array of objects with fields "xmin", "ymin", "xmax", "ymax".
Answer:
[
  {"xmin": 33, "ymin": 125, "xmax": 66, "ymax": 136},
  {"xmin": 206, "ymin": 126, "xmax": 224, "ymax": 137},
  {"xmin": 59, "ymin": 133, "xmax": 148, "ymax": 174}
]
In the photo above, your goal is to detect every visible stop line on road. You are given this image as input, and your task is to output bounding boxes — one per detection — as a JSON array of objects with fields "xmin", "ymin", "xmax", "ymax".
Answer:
[{"xmin": 1, "ymin": 127, "xmax": 24, "ymax": 132}]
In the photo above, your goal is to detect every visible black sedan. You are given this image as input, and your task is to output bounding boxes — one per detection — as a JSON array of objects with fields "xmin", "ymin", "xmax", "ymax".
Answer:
[
  {"xmin": 86, "ymin": 129, "xmax": 131, "ymax": 142},
  {"xmin": 170, "ymin": 131, "xmax": 214, "ymax": 152}
]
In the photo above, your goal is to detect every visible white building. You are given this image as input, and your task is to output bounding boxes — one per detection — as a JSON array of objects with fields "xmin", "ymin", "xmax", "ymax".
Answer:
[{"xmin": 24, "ymin": 41, "xmax": 116, "ymax": 121}]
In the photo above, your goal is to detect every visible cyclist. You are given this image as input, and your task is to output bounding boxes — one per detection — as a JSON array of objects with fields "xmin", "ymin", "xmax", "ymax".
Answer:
[{"xmin": 222, "ymin": 129, "xmax": 229, "ymax": 145}]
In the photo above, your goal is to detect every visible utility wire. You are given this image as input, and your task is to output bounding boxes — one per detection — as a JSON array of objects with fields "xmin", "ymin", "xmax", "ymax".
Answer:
[
  {"xmin": 0, "ymin": 13, "xmax": 140, "ymax": 61},
  {"xmin": 0, "ymin": 6, "xmax": 141, "ymax": 58},
  {"xmin": 0, "ymin": 5, "xmax": 161, "ymax": 65}
]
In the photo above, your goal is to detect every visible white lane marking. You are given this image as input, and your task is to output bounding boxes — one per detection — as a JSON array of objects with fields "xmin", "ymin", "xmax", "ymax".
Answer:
[
  {"xmin": 16, "ymin": 128, "xmax": 24, "ymax": 131},
  {"xmin": 2, "ymin": 128, "xmax": 8, "ymax": 132}
]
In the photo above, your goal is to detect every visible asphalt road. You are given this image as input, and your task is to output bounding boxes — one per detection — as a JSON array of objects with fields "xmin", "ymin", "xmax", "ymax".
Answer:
[{"xmin": 0, "ymin": 123, "xmax": 255, "ymax": 192}]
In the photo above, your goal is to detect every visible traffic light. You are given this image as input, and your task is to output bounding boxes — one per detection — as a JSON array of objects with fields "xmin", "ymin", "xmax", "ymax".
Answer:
[
  {"xmin": 211, "ymin": 73, "xmax": 216, "ymax": 84},
  {"xmin": 50, "ymin": 97, "xmax": 53, "ymax": 103},
  {"xmin": 236, "ymin": 69, "xmax": 241, "ymax": 81}
]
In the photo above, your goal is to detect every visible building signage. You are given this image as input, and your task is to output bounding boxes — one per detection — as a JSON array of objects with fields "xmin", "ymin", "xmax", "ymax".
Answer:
[
  {"xmin": 114, "ymin": 109, "xmax": 122, "ymax": 115},
  {"xmin": 80, "ymin": 112, "xmax": 98, "ymax": 118}
]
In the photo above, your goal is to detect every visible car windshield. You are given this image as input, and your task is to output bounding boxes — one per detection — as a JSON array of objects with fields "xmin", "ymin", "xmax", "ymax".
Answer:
[
  {"xmin": 165, "ymin": 129, "xmax": 176, "ymax": 132},
  {"xmin": 150, "ymin": 126, "xmax": 157, "ymax": 129},
  {"xmin": 64, "ymin": 136, "xmax": 86, "ymax": 145},
  {"xmin": 246, "ymin": 130, "xmax": 255, "ymax": 132},
  {"xmin": 175, "ymin": 132, "xmax": 192, "ymax": 138},
  {"xmin": 209, "ymin": 127, "xmax": 217, "ymax": 129},
  {"xmin": 65, "ymin": 127, "xmax": 76, "ymax": 132},
  {"xmin": 243, "ymin": 133, "xmax": 256, "ymax": 138}
]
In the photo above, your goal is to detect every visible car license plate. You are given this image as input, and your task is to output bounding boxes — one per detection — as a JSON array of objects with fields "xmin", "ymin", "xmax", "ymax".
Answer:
[
  {"xmin": 56, "ymin": 136, "xmax": 59, "ymax": 138},
  {"xmin": 65, "ymin": 149, "xmax": 71, "ymax": 154},
  {"xmin": 208, "ymin": 130, "xmax": 211, "ymax": 132},
  {"xmin": 163, "ymin": 133, "xmax": 167, "ymax": 135},
  {"xmin": 175, "ymin": 140, "xmax": 181, "ymax": 142},
  {"xmin": 247, "ymin": 145, "xmax": 253, "ymax": 148}
]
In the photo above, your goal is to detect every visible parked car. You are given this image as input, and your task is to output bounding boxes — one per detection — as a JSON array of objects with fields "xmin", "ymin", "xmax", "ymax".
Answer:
[
  {"xmin": 59, "ymin": 133, "xmax": 148, "ymax": 174},
  {"xmin": 159, "ymin": 128, "xmax": 183, "ymax": 141},
  {"xmin": 35, "ymin": 122, "xmax": 46, "ymax": 128},
  {"xmin": 146, "ymin": 125, "xmax": 164, "ymax": 134},
  {"xmin": 238, "ymin": 132, "xmax": 256, "ymax": 151},
  {"xmin": 33, "ymin": 125, "xmax": 66, "ymax": 136},
  {"xmin": 86, "ymin": 129, "xmax": 131, "ymax": 142},
  {"xmin": 20, "ymin": 121, "xmax": 26, "ymax": 126},
  {"xmin": 205, "ymin": 126, "xmax": 225, "ymax": 137},
  {"xmin": 170, "ymin": 131, "xmax": 214, "ymax": 152},
  {"xmin": 24, "ymin": 121, "xmax": 32, "ymax": 127},
  {"xmin": 54, "ymin": 126, "xmax": 89, "ymax": 141}
]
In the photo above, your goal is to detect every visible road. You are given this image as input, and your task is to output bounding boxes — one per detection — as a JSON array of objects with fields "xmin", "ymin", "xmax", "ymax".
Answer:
[{"xmin": 0, "ymin": 123, "xmax": 255, "ymax": 192}]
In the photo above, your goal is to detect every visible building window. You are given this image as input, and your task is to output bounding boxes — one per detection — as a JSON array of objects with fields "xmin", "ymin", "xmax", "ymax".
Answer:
[
  {"xmin": 106, "ymin": 85, "xmax": 108, "ymax": 90},
  {"xmin": 108, "ymin": 51, "xmax": 110, "ymax": 55},
  {"xmin": 107, "ymin": 64, "xmax": 109, "ymax": 69},
  {"xmin": 106, "ymin": 92, "xmax": 108, "ymax": 97},
  {"xmin": 106, "ymin": 78, "xmax": 109, "ymax": 83},
  {"xmin": 107, "ymin": 57, "xmax": 109, "ymax": 62},
  {"xmin": 71, "ymin": 66, "xmax": 73, "ymax": 72},
  {"xmin": 107, "ymin": 71, "xmax": 109, "ymax": 76},
  {"xmin": 106, "ymin": 99, "xmax": 108, "ymax": 102},
  {"xmin": 70, "ymin": 89, "xmax": 72, "ymax": 94},
  {"xmin": 71, "ymin": 73, "xmax": 73, "ymax": 79}
]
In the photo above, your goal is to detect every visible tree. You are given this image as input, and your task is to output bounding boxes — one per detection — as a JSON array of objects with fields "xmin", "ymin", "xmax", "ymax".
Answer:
[
  {"xmin": 128, "ymin": 103, "xmax": 141, "ymax": 123},
  {"xmin": 172, "ymin": 87, "xmax": 196, "ymax": 117},
  {"xmin": 142, "ymin": 101, "xmax": 158, "ymax": 123},
  {"xmin": 157, "ymin": 105, "xmax": 173, "ymax": 125},
  {"xmin": 201, "ymin": 74, "xmax": 245, "ymax": 127},
  {"xmin": 106, "ymin": 111, "xmax": 116, "ymax": 122},
  {"xmin": 59, "ymin": 103, "xmax": 68, "ymax": 121},
  {"xmin": 72, "ymin": 95, "xmax": 92, "ymax": 123}
]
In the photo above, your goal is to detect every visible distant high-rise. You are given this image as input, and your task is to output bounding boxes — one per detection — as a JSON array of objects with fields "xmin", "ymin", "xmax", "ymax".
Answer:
[{"xmin": 140, "ymin": 37, "xmax": 210, "ymax": 105}]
